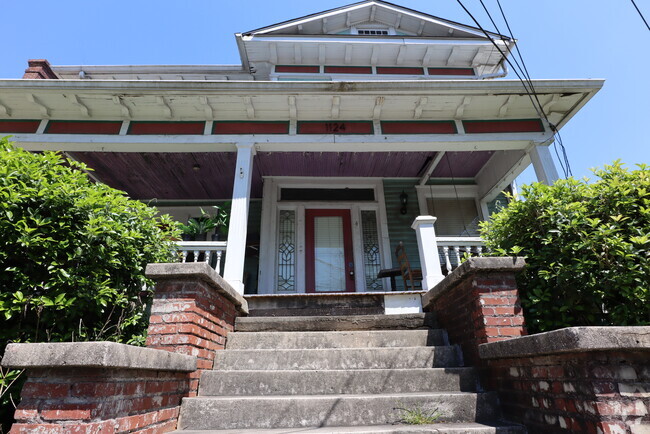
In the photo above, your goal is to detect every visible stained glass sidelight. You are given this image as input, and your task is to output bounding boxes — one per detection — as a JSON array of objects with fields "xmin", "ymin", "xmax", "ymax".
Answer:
[
  {"xmin": 361, "ymin": 210, "xmax": 383, "ymax": 291},
  {"xmin": 276, "ymin": 210, "xmax": 296, "ymax": 292}
]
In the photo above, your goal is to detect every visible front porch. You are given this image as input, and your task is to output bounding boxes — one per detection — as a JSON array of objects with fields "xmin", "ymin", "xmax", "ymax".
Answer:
[{"xmin": 1, "ymin": 80, "xmax": 594, "ymax": 297}]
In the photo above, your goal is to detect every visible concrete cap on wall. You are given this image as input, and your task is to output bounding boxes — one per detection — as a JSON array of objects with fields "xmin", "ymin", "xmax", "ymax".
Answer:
[
  {"xmin": 480, "ymin": 326, "xmax": 650, "ymax": 359},
  {"xmin": 146, "ymin": 262, "xmax": 249, "ymax": 315},
  {"xmin": 1, "ymin": 341, "xmax": 197, "ymax": 372}
]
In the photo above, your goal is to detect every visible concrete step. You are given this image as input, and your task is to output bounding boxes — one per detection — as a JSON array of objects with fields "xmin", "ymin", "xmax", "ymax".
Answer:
[
  {"xmin": 199, "ymin": 367, "xmax": 477, "ymax": 396},
  {"xmin": 235, "ymin": 313, "xmax": 437, "ymax": 332},
  {"xmin": 226, "ymin": 329, "xmax": 447, "ymax": 350},
  {"xmin": 174, "ymin": 421, "xmax": 526, "ymax": 433},
  {"xmin": 178, "ymin": 392, "xmax": 501, "ymax": 430},
  {"xmin": 214, "ymin": 346, "xmax": 461, "ymax": 371}
]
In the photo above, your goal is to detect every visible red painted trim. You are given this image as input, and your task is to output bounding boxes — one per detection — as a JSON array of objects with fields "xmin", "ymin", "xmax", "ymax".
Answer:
[
  {"xmin": 128, "ymin": 122, "xmax": 205, "ymax": 135},
  {"xmin": 45, "ymin": 121, "xmax": 122, "ymax": 135},
  {"xmin": 376, "ymin": 67, "xmax": 424, "ymax": 75},
  {"xmin": 381, "ymin": 121, "xmax": 457, "ymax": 134},
  {"xmin": 428, "ymin": 67, "xmax": 475, "ymax": 76},
  {"xmin": 213, "ymin": 122, "xmax": 289, "ymax": 134},
  {"xmin": 324, "ymin": 66, "xmax": 372, "ymax": 74},
  {"xmin": 297, "ymin": 121, "xmax": 373, "ymax": 135},
  {"xmin": 305, "ymin": 209, "xmax": 355, "ymax": 293},
  {"xmin": 463, "ymin": 119, "xmax": 545, "ymax": 134},
  {"xmin": 0, "ymin": 120, "xmax": 40, "ymax": 134},
  {"xmin": 275, "ymin": 65, "xmax": 320, "ymax": 73}
]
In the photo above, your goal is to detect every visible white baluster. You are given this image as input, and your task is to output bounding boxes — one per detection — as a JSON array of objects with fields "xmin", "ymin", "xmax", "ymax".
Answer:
[
  {"xmin": 181, "ymin": 250, "xmax": 188, "ymax": 264},
  {"xmin": 204, "ymin": 250, "xmax": 212, "ymax": 265},
  {"xmin": 216, "ymin": 251, "xmax": 223, "ymax": 274},
  {"xmin": 193, "ymin": 250, "xmax": 200, "ymax": 263},
  {"xmin": 476, "ymin": 246, "xmax": 483, "ymax": 257},
  {"xmin": 453, "ymin": 246, "xmax": 461, "ymax": 268},
  {"xmin": 442, "ymin": 246, "xmax": 452, "ymax": 274},
  {"xmin": 465, "ymin": 246, "xmax": 472, "ymax": 259}
]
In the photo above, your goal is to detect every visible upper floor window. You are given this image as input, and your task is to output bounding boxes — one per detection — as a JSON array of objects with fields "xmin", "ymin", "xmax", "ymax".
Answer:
[{"xmin": 357, "ymin": 29, "xmax": 389, "ymax": 35}]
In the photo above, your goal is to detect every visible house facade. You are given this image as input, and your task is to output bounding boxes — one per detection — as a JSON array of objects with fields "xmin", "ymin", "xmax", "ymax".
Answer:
[{"xmin": 0, "ymin": 1, "xmax": 602, "ymax": 302}]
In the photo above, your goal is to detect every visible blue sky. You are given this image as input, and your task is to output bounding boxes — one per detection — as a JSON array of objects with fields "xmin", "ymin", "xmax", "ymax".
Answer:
[{"xmin": 3, "ymin": 0, "xmax": 649, "ymax": 185}]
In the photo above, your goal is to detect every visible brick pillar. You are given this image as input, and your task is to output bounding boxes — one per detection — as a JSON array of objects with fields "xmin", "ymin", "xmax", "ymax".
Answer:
[
  {"xmin": 145, "ymin": 262, "xmax": 248, "ymax": 395},
  {"xmin": 421, "ymin": 257, "xmax": 527, "ymax": 366},
  {"xmin": 23, "ymin": 59, "xmax": 58, "ymax": 79}
]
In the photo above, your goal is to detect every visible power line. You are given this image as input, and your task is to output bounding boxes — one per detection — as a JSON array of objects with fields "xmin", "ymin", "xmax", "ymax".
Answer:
[
  {"xmin": 630, "ymin": 0, "xmax": 650, "ymax": 31},
  {"xmin": 455, "ymin": 0, "xmax": 572, "ymax": 178},
  {"xmin": 493, "ymin": 0, "xmax": 572, "ymax": 178}
]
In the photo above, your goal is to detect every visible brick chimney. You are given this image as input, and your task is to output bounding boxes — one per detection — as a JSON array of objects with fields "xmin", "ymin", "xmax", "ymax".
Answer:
[{"xmin": 23, "ymin": 59, "xmax": 58, "ymax": 79}]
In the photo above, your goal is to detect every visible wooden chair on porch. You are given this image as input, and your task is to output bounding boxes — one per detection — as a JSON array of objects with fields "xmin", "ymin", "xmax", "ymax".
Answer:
[{"xmin": 395, "ymin": 241, "xmax": 423, "ymax": 291}]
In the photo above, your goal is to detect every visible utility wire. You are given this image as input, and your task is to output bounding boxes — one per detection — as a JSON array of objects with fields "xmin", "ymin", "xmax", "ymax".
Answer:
[
  {"xmin": 493, "ymin": 0, "xmax": 572, "ymax": 177},
  {"xmin": 455, "ymin": 0, "xmax": 572, "ymax": 177},
  {"xmin": 630, "ymin": 0, "xmax": 650, "ymax": 31}
]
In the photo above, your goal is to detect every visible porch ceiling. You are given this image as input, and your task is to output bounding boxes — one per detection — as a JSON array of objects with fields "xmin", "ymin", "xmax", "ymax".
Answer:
[{"xmin": 71, "ymin": 150, "xmax": 494, "ymax": 201}]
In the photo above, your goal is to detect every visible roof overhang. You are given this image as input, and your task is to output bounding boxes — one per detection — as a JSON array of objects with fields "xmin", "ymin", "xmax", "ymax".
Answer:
[{"xmin": 0, "ymin": 78, "xmax": 603, "ymax": 133}]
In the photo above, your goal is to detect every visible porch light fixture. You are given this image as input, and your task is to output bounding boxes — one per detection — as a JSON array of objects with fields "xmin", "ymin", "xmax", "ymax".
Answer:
[{"xmin": 399, "ymin": 190, "xmax": 408, "ymax": 215}]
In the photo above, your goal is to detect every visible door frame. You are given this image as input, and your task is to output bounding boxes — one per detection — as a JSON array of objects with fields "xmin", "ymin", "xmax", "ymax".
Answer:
[
  {"xmin": 305, "ymin": 208, "xmax": 355, "ymax": 293},
  {"xmin": 258, "ymin": 177, "xmax": 393, "ymax": 294}
]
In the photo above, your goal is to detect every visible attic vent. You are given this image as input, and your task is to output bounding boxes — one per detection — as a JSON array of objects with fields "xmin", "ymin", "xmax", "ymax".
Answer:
[{"xmin": 357, "ymin": 29, "xmax": 389, "ymax": 35}]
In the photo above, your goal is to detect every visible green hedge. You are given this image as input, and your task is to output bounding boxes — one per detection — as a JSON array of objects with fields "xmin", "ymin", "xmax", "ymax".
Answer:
[
  {"xmin": 0, "ymin": 138, "xmax": 179, "ymax": 429},
  {"xmin": 481, "ymin": 162, "xmax": 650, "ymax": 333}
]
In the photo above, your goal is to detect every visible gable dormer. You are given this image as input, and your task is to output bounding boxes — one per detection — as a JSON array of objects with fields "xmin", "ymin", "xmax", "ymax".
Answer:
[{"xmin": 236, "ymin": 0, "xmax": 514, "ymax": 81}]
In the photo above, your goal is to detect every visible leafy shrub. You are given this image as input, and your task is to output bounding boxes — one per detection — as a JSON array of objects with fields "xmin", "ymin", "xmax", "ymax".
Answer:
[
  {"xmin": 0, "ymin": 138, "xmax": 179, "ymax": 429},
  {"xmin": 481, "ymin": 162, "xmax": 650, "ymax": 333}
]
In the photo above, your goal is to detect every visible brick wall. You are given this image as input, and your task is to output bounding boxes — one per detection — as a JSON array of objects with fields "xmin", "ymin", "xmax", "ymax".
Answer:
[
  {"xmin": 3, "ymin": 263, "xmax": 248, "ymax": 433},
  {"xmin": 422, "ymin": 257, "xmax": 527, "ymax": 366},
  {"xmin": 10, "ymin": 368, "xmax": 189, "ymax": 433},
  {"xmin": 480, "ymin": 327, "xmax": 650, "ymax": 434}
]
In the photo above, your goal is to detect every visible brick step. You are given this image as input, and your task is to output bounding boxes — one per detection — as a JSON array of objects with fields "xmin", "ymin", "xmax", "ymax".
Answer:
[
  {"xmin": 199, "ymin": 367, "xmax": 477, "ymax": 396},
  {"xmin": 235, "ymin": 313, "xmax": 437, "ymax": 332},
  {"xmin": 174, "ymin": 421, "xmax": 526, "ymax": 433},
  {"xmin": 214, "ymin": 346, "xmax": 461, "ymax": 370},
  {"xmin": 226, "ymin": 329, "xmax": 447, "ymax": 350},
  {"xmin": 244, "ymin": 293, "xmax": 385, "ymax": 317},
  {"xmin": 178, "ymin": 392, "xmax": 501, "ymax": 430}
]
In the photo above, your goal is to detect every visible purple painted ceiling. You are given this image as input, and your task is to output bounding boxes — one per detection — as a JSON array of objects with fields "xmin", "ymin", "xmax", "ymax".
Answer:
[
  {"xmin": 71, "ymin": 152, "xmax": 244, "ymax": 200},
  {"xmin": 431, "ymin": 151, "xmax": 494, "ymax": 178},
  {"xmin": 71, "ymin": 150, "xmax": 493, "ymax": 200},
  {"xmin": 254, "ymin": 152, "xmax": 437, "ymax": 178}
]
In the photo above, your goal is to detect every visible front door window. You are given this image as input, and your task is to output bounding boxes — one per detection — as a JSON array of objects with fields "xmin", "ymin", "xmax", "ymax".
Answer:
[{"xmin": 305, "ymin": 209, "xmax": 355, "ymax": 292}]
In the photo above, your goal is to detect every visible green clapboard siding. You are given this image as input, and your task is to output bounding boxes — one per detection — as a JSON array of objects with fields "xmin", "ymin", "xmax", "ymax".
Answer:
[
  {"xmin": 383, "ymin": 179, "xmax": 421, "ymax": 291},
  {"xmin": 244, "ymin": 200, "xmax": 262, "ymax": 294}
]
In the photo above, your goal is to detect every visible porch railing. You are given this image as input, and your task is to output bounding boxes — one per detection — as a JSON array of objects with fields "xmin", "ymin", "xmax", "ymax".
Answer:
[
  {"xmin": 412, "ymin": 216, "xmax": 486, "ymax": 290},
  {"xmin": 437, "ymin": 237, "xmax": 485, "ymax": 274},
  {"xmin": 176, "ymin": 241, "xmax": 227, "ymax": 274}
]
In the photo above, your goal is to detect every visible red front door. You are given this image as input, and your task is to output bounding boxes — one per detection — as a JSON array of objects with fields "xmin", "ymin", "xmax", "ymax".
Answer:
[{"xmin": 305, "ymin": 209, "xmax": 355, "ymax": 292}]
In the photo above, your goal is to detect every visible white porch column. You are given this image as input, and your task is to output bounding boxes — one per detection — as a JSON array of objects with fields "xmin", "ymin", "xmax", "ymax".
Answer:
[
  {"xmin": 223, "ymin": 142, "xmax": 256, "ymax": 294},
  {"xmin": 529, "ymin": 144, "xmax": 559, "ymax": 185},
  {"xmin": 411, "ymin": 216, "xmax": 445, "ymax": 290}
]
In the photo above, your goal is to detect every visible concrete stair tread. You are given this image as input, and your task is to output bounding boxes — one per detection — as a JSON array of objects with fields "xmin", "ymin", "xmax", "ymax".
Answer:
[
  {"xmin": 199, "ymin": 367, "xmax": 478, "ymax": 396},
  {"xmin": 226, "ymin": 329, "xmax": 447, "ymax": 349},
  {"xmin": 188, "ymin": 391, "xmax": 483, "ymax": 400},
  {"xmin": 174, "ymin": 421, "xmax": 526, "ymax": 433},
  {"xmin": 213, "ymin": 346, "xmax": 461, "ymax": 370},
  {"xmin": 235, "ymin": 313, "xmax": 436, "ymax": 332},
  {"xmin": 178, "ymin": 391, "xmax": 500, "ymax": 430}
]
